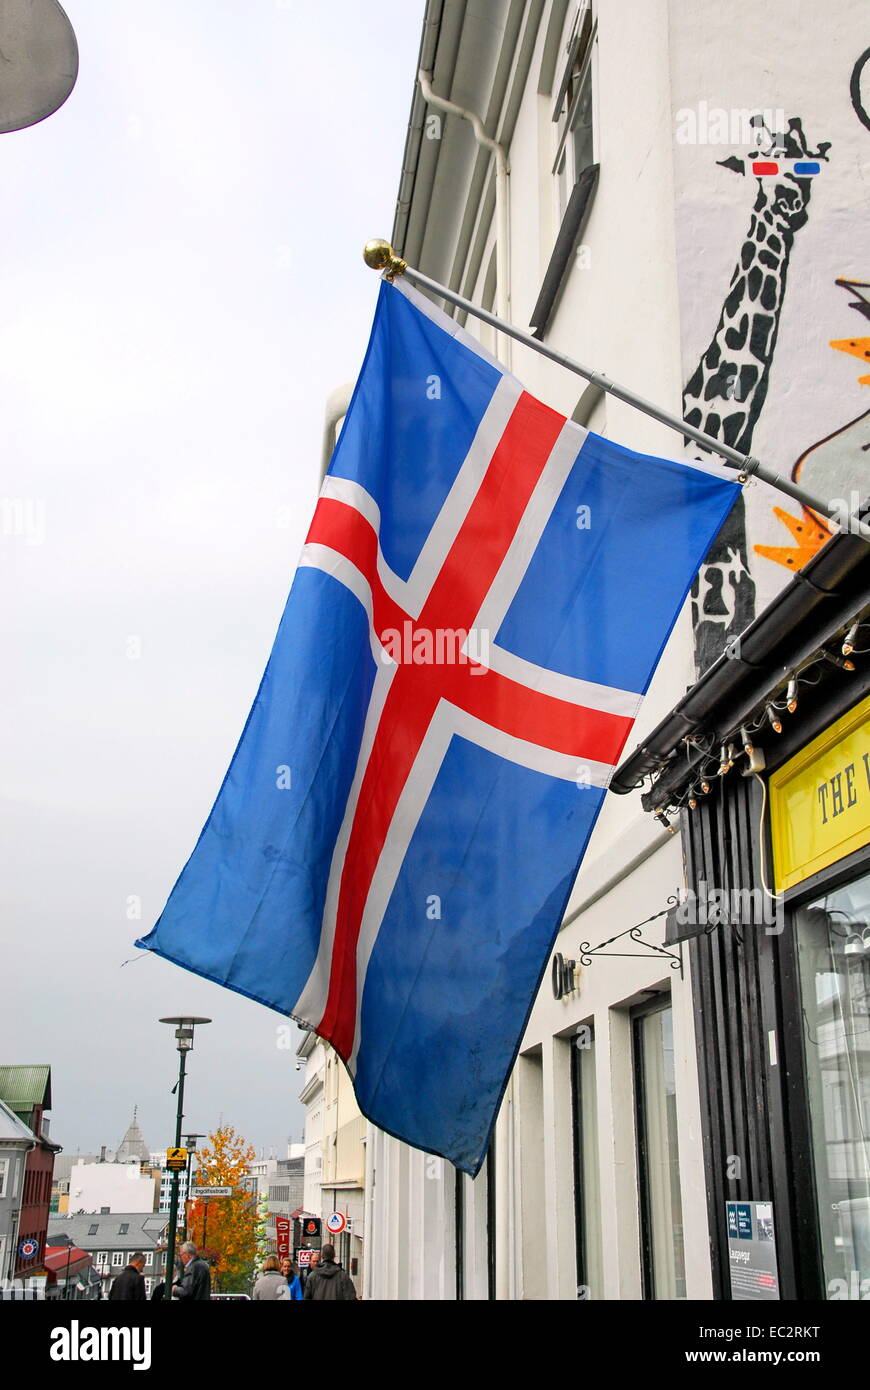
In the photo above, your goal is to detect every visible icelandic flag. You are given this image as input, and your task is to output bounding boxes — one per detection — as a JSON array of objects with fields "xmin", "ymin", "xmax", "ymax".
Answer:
[{"xmin": 137, "ymin": 278, "xmax": 738, "ymax": 1175}]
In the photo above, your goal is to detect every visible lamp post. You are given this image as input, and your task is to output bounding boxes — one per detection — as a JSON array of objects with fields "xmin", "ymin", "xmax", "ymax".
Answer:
[
  {"xmin": 159, "ymin": 1016, "xmax": 211, "ymax": 1300},
  {"xmin": 182, "ymin": 1133, "xmax": 206, "ymax": 1243}
]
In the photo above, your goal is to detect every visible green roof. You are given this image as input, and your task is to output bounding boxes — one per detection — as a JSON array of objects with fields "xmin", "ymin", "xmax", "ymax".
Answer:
[{"xmin": 0, "ymin": 1065, "xmax": 52, "ymax": 1113}]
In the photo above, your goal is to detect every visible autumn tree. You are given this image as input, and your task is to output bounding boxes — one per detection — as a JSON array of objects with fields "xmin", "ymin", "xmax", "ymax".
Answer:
[{"xmin": 186, "ymin": 1124, "xmax": 258, "ymax": 1293}]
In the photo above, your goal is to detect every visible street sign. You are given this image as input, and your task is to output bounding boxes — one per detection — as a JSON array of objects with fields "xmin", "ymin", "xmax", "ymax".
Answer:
[
  {"xmin": 166, "ymin": 1146, "xmax": 188, "ymax": 1171},
  {"xmin": 18, "ymin": 1238, "xmax": 39, "ymax": 1260},
  {"xmin": 326, "ymin": 1211, "xmax": 346, "ymax": 1235},
  {"xmin": 296, "ymin": 1249, "xmax": 313, "ymax": 1267},
  {"xmin": 276, "ymin": 1215, "xmax": 291, "ymax": 1257},
  {"xmin": 191, "ymin": 1186, "xmax": 232, "ymax": 1197}
]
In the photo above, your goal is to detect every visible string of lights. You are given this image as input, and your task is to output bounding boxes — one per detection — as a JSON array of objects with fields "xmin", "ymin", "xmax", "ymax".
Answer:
[{"xmin": 648, "ymin": 615, "xmax": 870, "ymax": 831}]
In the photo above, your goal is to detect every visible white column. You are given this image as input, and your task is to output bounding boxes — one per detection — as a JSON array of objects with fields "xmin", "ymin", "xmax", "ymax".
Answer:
[{"xmin": 541, "ymin": 1035, "xmax": 577, "ymax": 1298}]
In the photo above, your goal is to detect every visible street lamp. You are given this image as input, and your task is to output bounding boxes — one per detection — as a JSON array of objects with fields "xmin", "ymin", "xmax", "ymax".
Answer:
[
  {"xmin": 159, "ymin": 1016, "xmax": 211, "ymax": 1300},
  {"xmin": 182, "ymin": 1133, "xmax": 206, "ymax": 1243}
]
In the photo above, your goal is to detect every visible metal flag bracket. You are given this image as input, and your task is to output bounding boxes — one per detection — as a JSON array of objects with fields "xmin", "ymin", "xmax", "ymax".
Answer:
[
  {"xmin": 577, "ymin": 897, "xmax": 683, "ymax": 977},
  {"xmin": 361, "ymin": 239, "xmax": 870, "ymax": 542}
]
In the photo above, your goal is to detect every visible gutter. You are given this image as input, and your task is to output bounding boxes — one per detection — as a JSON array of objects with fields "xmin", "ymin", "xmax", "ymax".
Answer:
[
  {"xmin": 392, "ymin": 0, "xmax": 451, "ymax": 258},
  {"xmin": 611, "ymin": 512, "xmax": 870, "ymax": 802}
]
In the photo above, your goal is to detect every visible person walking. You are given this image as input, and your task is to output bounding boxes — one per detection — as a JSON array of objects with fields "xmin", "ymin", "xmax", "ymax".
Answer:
[
  {"xmin": 108, "ymin": 1252, "xmax": 147, "ymax": 1300},
  {"xmin": 252, "ymin": 1254, "xmax": 287, "ymax": 1300},
  {"xmin": 302, "ymin": 1243, "xmax": 357, "ymax": 1301},
  {"xmin": 172, "ymin": 1241, "xmax": 212, "ymax": 1300},
  {"xmin": 299, "ymin": 1248, "xmax": 319, "ymax": 1294},
  {"xmin": 277, "ymin": 1256, "xmax": 303, "ymax": 1301}
]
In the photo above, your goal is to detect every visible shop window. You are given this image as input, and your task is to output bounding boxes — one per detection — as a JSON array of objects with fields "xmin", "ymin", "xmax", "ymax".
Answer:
[
  {"xmin": 632, "ymin": 998, "xmax": 686, "ymax": 1299},
  {"xmin": 795, "ymin": 869, "xmax": 870, "ymax": 1295},
  {"xmin": 571, "ymin": 1025, "xmax": 603, "ymax": 1297}
]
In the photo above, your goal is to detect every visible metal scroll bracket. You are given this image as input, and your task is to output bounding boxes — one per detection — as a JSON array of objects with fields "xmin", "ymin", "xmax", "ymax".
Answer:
[{"xmin": 577, "ymin": 897, "xmax": 683, "ymax": 978}]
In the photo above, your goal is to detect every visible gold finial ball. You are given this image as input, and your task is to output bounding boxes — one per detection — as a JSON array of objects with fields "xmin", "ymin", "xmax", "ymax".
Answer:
[{"xmin": 363, "ymin": 238, "xmax": 395, "ymax": 271}]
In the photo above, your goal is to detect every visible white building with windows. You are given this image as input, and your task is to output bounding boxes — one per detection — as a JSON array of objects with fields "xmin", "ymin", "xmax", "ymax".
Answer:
[
  {"xmin": 358, "ymin": 0, "xmax": 713, "ymax": 1300},
  {"xmin": 296, "ymin": 0, "xmax": 868, "ymax": 1302},
  {"xmin": 151, "ymin": 1154, "xmax": 190, "ymax": 1216},
  {"xmin": 298, "ymin": 1030, "xmax": 326, "ymax": 1217},
  {"xmin": 297, "ymin": 1029, "xmax": 365, "ymax": 1291},
  {"xmin": 0, "ymin": 1098, "xmax": 36, "ymax": 1285},
  {"xmin": 47, "ymin": 1212, "xmax": 168, "ymax": 1298}
]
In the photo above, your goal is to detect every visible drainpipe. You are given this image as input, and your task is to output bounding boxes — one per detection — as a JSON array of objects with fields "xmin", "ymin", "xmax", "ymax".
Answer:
[{"xmin": 417, "ymin": 70, "xmax": 512, "ymax": 369}]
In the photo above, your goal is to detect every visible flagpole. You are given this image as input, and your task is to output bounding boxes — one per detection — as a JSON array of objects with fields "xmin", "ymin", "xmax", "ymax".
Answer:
[{"xmin": 363, "ymin": 239, "xmax": 870, "ymax": 542}]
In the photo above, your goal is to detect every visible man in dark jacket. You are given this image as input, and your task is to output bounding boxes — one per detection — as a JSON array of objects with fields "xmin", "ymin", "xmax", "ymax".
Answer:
[
  {"xmin": 108, "ymin": 1252, "xmax": 147, "ymax": 1300},
  {"xmin": 173, "ymin": 1241, "xmax": 212, "ymax": 1300},
  {"xmin": 303, "ymin": 1243, "xmax": 357, "ymax": 1301}
]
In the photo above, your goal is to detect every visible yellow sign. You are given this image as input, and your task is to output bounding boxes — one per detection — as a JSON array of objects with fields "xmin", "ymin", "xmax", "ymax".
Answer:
[
  {"xmin": 165, "ymin": 1146, "xmax": 188, "ymax": 1171},
  {"xmin": 770, "ymin": 694, "xmax": 870, "ymax": 891}
]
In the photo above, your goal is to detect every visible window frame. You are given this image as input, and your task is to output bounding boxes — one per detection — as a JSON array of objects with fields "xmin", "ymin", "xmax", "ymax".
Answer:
[
  {"xmin": 783, "ymin": 851, "xmax": 870, "ymax": 1297},
  {"xmin": 111, "ymin": 1251, "xmax": 125, "ymax": 1268},
  {"xmin": 570, "ymin": 1021, "xmax": 602, "ymax": 1297},
  {"xmin": 0, "ymin": 1157, "xmax": 7, "ymax": 1199},
  {"xmin": 551, "ymin": 3, "xmax": 596, "ymax": 216},
  {"xmin": 631, "ymin": 993, "xmax": 686, "ymax": 1301}
]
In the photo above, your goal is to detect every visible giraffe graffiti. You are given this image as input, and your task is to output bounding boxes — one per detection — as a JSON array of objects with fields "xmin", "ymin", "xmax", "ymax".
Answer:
[
  {"xmin": 754, "ymin": 44, "xmax": 870, "ymax": 571},
  {"xmin": 683, "ymin": 115, "xmax": 830, "ymax": 671},
  {"xmin": 755, "ymin": 278, "xmax": 870, "ymax": 570}
]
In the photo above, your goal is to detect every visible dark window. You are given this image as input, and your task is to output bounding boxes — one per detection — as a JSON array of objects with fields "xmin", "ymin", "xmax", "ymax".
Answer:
[
  {"xmin": 118, "ymin": 1223, "xmax": 129, "ymax": 1235},
  {"xmin": 88, "ymin": 1224, "xmax": 99, "ymax": 1236},
  {"xmin": 571, "ymin": 1026, "xmax": 602, "ymax": 1297},
  {"xmin": 633, "ymin": 997, "xmax": 686, "ymax": 1299},
  {"xmin": 794, "ymin": 868, "xmax": 870, "ymax": 1292}
]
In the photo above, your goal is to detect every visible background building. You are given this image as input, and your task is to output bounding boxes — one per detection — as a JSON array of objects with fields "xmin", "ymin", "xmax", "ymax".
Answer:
[
  {"xmin": 48, "ymin": 1211, "xmax": 169, "ymax": 1298},
  {"xmin": 247, "ymin": 1147, "xmax": 305, "ymax": 1251},
  {"xmin": 0, "ymin": 1098, "xmax": 36, "ymax": 1285},
  {"xmin": 67, "ymin": 1159, "xmax": 157, "ymax": 1215},
  {"xmin": 0, "ymin": 1065, "xmax": 61, "ymax": 1282},
  {"xmin": 297, "ymin": 1029, "xmax": 364, "ymax": 1290}
]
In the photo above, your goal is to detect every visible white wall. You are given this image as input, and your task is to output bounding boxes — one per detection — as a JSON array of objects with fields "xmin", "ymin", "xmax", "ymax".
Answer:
[
  {"xmin": 365, "ymin": 0, "xmax": 712, "ymax": 1300},
  {"xmin": 68, "ymin": 1162, "xmax": 156, "ymax": 1215}
]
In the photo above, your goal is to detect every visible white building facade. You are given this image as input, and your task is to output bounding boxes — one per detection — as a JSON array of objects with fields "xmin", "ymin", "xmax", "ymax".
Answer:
[
  {"xmin": 360, "ymin": 0, "xmax": 720, "ymax": 1301},
  {"xmin": 297, "ymin": 1029, "xmax": 365, "ymax": 1292},
  {"xmin": 303, "ymin": 0, "xmax": 870, "ymax": 1302}
]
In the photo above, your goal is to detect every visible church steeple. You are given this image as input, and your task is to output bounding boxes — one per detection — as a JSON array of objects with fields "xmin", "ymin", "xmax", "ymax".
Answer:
[{"xmin": 116, "ymin": 1105, "xmax": 150, "ymax": 1163}]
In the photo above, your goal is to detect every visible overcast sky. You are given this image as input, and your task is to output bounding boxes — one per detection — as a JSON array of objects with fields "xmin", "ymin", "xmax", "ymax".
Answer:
[{"xmin": 1, "ymin": 0, "xmax": 424, "ymax": 1159}]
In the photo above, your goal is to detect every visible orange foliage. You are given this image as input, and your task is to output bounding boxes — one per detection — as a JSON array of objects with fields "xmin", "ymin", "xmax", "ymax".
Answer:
[{"xmin": 185, "ymin": 1124, "xmax": 258, "ymax": 1292}]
